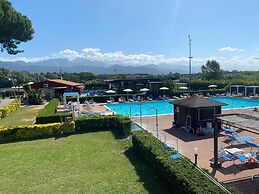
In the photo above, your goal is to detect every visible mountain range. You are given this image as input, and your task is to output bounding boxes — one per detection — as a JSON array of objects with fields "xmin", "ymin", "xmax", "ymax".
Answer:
[{"xmin": 0, "ymin": 58, "xmax": 200, "ymax": 74}]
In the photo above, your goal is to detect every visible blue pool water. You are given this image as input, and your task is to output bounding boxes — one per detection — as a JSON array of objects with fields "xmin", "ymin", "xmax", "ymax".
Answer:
[
  {"xmin": 209, "ymin": 97, "xmax": 259, "ymax": 109},
  {"xmin": 106, "ymin": 97, "xmax": 259, "ymax": 117}
]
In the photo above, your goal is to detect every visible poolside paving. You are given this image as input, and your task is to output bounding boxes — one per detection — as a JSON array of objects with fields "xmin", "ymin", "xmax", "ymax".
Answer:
[{"xmin": 132, "ymin": 109, "xmax": 259, "ymax": 184}]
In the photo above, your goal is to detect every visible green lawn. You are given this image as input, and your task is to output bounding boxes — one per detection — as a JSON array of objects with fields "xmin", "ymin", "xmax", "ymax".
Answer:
[
  {"xmin": 0, "ymin": 131, "xmax": 168, "ymax": 194},
  {"xmin": 0, "ymin": 104, "xmax": 45, "ymax": 128}
]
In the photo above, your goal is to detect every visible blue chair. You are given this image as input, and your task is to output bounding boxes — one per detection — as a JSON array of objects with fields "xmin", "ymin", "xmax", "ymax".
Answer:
[
  {"xmin": 170, "ymin": 153, "xmax": 182, "ymax": 159},
  {"xmin": 223, "ymin": 128, "xmax": 238, "ymax": 136},
  {"xmin": 225, "ymin": 150, "xmax": 248, "ymax": 165},
  {"xmin": 218, "ymin": 152, "xmax": 232, "ymax": 161},
  {"xmin": 164, "ymin": 144, "xmax": 173, "ymax": 149},
  {"xmin": 226, "ymin": 135, "xmax": 255, "ymax": 145}
]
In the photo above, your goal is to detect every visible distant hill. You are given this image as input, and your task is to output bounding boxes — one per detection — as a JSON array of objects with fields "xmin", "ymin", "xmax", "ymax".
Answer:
[{"xmin": 0, "ymin": 58, "xmax": 199, "ymax": 74}]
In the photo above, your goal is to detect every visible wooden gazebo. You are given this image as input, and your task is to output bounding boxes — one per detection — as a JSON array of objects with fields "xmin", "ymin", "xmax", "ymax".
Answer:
[{"xmin": 171, "ymin": 97, "xmax": 227, "ymax": 131}]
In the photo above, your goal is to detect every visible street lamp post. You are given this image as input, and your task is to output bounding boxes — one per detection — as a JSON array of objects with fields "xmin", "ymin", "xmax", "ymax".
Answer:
[{"xmin": 194, "ymin": 147, "xmax": 199, "ymax": 165}]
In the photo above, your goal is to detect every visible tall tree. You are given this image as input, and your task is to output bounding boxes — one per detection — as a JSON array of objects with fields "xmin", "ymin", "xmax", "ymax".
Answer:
[
  {"xmin": 201, "ymin": 60, "xmax": 222, "ymax": 80},
  {"xmin": 0, "ymin": 0, "xmax": 34, "ymax": 55}
]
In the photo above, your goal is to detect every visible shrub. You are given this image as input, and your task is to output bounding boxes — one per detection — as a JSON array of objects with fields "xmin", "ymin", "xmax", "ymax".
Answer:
[
  {"xmin": 28, "ymin": 90, "xmax": 43, "ymax": 105},
  {"xmin": 132, "ymin": 130, "xmax": 228, "ymax": 194},
  {"xmin": 0, "ymin": 99, "xmax": 21, "ymax": 119},
  {"xmin": 0, "ymin": 121, "xmax": 75, "ymax": 141},
  {"xmin": 75, "ymin": 115, "xmax": 131, "ymax": 136},
  {"xmin": 36, "ymin": 98, "xmax": 71, "ymax": 124}
]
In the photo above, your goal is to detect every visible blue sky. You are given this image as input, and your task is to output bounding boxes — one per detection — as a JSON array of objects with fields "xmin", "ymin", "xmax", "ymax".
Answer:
[{"xmin": 2, "ymin": 0, "xmax": 259, "ymax": 70}]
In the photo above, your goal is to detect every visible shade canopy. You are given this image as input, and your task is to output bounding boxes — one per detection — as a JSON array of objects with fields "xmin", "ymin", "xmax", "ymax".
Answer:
[
  {"xmin": 179, "ymin": 86, "xmax": 188, "ymax": 90},
  {"xmin": 106, "ymin": 90, "xmax": 116, "ymax": 94},
  {"xmin": 123, "ymin": 89, "xmax": 133, "ymax": 92},
  {"xmin": 159, "ymin": 87, "xmax": 169, "ymax": 90},
  {"xmin": 63, "ymin": 92, "xmax": 79, "ymax": 97},
  {"xmin": 140, "ymin": 88, "xmax": 149, "ymax": 92},
  {"xmin": 208, "ymin": 85, "xmax": 217, "ymax": 88}
]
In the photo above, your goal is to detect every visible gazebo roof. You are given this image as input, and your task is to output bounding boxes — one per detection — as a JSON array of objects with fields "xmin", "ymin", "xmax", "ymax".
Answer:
[{"xmin": 171, "ymin": 97, "xmax": 227, "ymax": 108}]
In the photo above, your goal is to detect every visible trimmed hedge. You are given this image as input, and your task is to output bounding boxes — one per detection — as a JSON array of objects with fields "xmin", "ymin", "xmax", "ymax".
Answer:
[
  {"xmin": 0, "ymin": 99, "xmax": 21, "ymax": 119},
  {"xmin": 0, "ymin": 121, "xmax": 75, "ymax": 141},
  {"xmin": 75, "ymin": 115, "xmax": 131, "ymax": 136},
  {"xmin": 36, "ymin": 98, "xmax": 71, "ymax": 124},
  {"xmin": 68, "ymin": 94, "xmax": 142, "ymax": 103},
  {"xmin": 132, "ymin": 130, "xmax": 227, "ymax": 194},
  {"xmin": 36, "ymin": 114, "xmax": 70, "ymax": 124}
]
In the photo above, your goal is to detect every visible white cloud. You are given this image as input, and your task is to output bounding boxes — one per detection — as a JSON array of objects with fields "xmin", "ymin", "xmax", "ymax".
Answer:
[
  {"xmin": 1, "ymin": 47, "xmax": 259, "ymax": 71},
  {"xmin": 56, "ymin": 49, "xmax": 81, "ymax": 60},
  {"xmin": 56, "ymin": 48, "xmax": 190, "ymax": 66},
  {"xmin": 219, "ymin": 46, "xmax": 244, "ymax": 52}
]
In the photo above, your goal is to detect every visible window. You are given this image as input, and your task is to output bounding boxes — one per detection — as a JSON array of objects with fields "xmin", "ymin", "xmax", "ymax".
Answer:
[{"xmin": 198, "ymin": 108, "xmax": 215, "ymax": 121}]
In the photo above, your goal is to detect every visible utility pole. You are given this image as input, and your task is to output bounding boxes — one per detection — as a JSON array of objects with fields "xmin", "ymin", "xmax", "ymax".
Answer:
[
  {"xmin": 188, "ymin": 35, "xmax": 192, "ymax": 77},
  {"xmin": 59, "ymin": 65, "xmax": 63, "ymax": 80}
]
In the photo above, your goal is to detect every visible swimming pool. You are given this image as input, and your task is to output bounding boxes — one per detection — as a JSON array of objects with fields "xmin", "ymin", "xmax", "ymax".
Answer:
[{"xmin": 105, "ymin": 97, "xmax": 259, "ymax": 117}]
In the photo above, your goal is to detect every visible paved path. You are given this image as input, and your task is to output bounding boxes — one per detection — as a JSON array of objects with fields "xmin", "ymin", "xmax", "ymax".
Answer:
[
  {"xmin": 133, "ymin": 112, "xmax": 259, "ymax": 183},
  {"xmin": 0, "ymin": 99, "xmax": 14, "ymax": 108}
]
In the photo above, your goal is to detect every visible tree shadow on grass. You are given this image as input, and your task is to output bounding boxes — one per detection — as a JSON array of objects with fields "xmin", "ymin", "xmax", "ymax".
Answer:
[{"xmin": 124, "ymin": 147, "xmax": 170, "ymax": 194}]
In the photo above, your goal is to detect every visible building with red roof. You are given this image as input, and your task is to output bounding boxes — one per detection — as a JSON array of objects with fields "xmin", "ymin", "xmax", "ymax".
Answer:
[{"xmin": 31, "ymin": 79, "xmax": 83, "ymax": 99}]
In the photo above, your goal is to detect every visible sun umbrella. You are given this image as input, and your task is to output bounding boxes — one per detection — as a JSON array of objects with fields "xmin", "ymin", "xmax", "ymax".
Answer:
[
  {"xmin": 123, "ymin": 89, "xmax": 133, "ymax": 92},
  {"xmin": 159, "ymin": 87, "xmax": 169, "ymax": 96},
  {"xmin": 139, "ymin": 88, "xmax": 149, "ymax": 92},
  {"xmin": 159, "ymin": 87, "xmax": 169, "ymax": 90},
  {"xmin": 208, "ymin": 85, "xmax": 217, "ymax": 88},
  {"xmin": 106, "ymin": 90, "xmax": 116, "ymax": 94},
  {"xmin": 179, "ymin": 86, "xmax": 188, "ymax": 90},
  {"xmin": 123, "ymin": 89, "xmax": 133, "ymax": 101},
  {"xmin": 140, "ymin": 88, "xmax": 149, "ymax": 100}
]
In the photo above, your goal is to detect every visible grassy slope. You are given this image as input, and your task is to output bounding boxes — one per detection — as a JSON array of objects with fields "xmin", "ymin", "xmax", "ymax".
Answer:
[
  {"xmin": 0, "ymin": 104, "xmax": 45, "ymax": 128},
  {"xmin": 0, "ymin": 131, "xmax": 168, "ymax": 194}
]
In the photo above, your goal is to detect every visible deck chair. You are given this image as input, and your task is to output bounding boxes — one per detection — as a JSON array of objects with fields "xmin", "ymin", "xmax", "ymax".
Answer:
[
  {"xmin": 164, "ymin": 144, "xmax": 173, "ymax": 149},
  {"xmin": 170, "ymin": 153, "xmax": 182, "ymax": 159},
  {"xmin": 225, "ymin": 150, "xmax": 248, "ymax": 165},
  {"xmin": 209, "ymin": 145, "xmax": 231, "ymax": 163},
  {"xmin": 245, "ymin": 141, "xmax": 259, "ymax": 152},
  {"xmin": 218, "ymin": 152, "xmax": 232, "ymax": 162},
  {"xmin": 223, "ymin": 128, "xmax": 239, "ymax": 136},
  {"xmin": 226, "ymin": 135, "xmax": 255, "ymax": 145}
]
